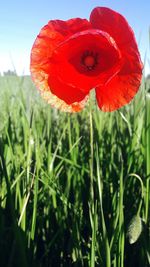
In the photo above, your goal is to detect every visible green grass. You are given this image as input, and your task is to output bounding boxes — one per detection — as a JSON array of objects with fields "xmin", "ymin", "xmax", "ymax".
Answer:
[{"xmin": 0, "ymin": 75, "xmax": 149, "ymax": 267}]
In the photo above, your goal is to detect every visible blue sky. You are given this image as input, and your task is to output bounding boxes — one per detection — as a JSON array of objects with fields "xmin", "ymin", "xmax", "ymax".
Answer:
[{"xmin": 0, "ymin": 0, "xmax": 150, "ymax": 75}]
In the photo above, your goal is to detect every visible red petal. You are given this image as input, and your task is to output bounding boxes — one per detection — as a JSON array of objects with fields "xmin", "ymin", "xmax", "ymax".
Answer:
[
  {"xmin": 48, "ymin": 70, "xmax": 88, "ymax": 104},
  {"xmin": 48, "ymin": 18, "xmax": 91, "ymax": 36},
  {"xmin": 30, "ymin": 18, "xmax": 91, "ymax": 67},
  {"xmin": 30, "ymin": 18, "xmax": 91, "ymax": 73},
  {"xmin": 90, "ymin": 7, "xmax": 143, "ymax": 72},
  {"xmin": 91, "ymin": 7, "xmax": 143, "ymax": 111},
  {"xmin": 31, "ymin": 69, "xmax": 88, "ymax": 112},
  {"xmin": 30, "ymin": 18, "xmax": 91, "ymax": 111},
  {"xmin": 90, "ymin": 7, "xmax": 138, "ymax": 49},
  {"xmin": 95, "ymin": 71, "xmax": 142, "ymax": 112}
]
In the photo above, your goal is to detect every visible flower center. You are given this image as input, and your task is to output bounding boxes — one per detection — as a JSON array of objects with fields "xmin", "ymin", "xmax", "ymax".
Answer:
[
  {"xmin": 84, "ymin": 55, "xmax": 95, "ymax": 68},
  {"xmin": 81, "ymin": 51, "xmax": 98, "ymax": 71}
]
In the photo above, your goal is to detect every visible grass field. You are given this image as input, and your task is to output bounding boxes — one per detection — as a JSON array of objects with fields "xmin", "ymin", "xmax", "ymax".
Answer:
[{"xmin": 0, "ymin": 75, "xmax": 149, "ymax": 267}]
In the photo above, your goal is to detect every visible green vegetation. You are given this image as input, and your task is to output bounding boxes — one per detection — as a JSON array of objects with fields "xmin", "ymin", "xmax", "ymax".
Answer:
[{"xmin": 0, "ymin": 75, "xmax": 149, "ymax": 267}]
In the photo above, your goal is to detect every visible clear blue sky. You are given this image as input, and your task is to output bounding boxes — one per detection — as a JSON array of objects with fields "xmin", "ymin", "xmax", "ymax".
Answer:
[{"xmin": 0, "ymin": 0, "xmax": 150, "ymax": 75}]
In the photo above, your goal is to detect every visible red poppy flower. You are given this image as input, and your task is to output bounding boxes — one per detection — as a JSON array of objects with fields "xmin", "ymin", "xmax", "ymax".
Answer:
[{"xmin": 30, "ymin": 7, "xmax": 143, "ymax": 112}]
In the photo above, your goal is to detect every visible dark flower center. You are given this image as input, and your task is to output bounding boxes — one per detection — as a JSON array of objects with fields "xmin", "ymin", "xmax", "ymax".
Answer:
[{"xmin": 81, "ymin": 51, "xmax": 98, "ymax": 70}]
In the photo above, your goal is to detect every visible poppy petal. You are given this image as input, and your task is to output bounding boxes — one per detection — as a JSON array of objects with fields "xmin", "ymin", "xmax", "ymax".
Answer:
[
  {"xmin": 42, "ymin": 90, "xmax": 88, "ymax": 112},
  {"xmin": 90, "ymin": 7, "xmax": 138, "ymax": 49},
  {"xmin": 30, "ymin": 18, "xmax": 91, "ymax": 111},
  {"xmin": 91, "ymin": 7, "xmax": 143, "ymax": 111},
  {"xmin": 48, "ymin": 69, "xmax": 89, "ymax": 104},
  {"xmin": 30, "ymin": 18, "xmax": 91, "ymax": 75},
  {"xmin": 31, "ymin": 18, "xmax": 91, "ymax": 58},
  {"xmin": 90, "ymin": 7, "xmax": 143, "ymax": 73},
  {"xmin": 47, "ymin": 18, "xmax": 92, "ymax": 36},
  {"xmin": 95, "ymin": 71, "xmax": 142, "ymax": 112},
  {"xmin": 31, "ymin": 69, "xmax": 88, "ymax": 112}
]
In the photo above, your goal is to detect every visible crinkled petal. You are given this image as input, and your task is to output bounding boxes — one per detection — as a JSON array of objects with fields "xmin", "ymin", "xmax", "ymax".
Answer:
[
  {"xmin": 90, "ymin": 7, "xmax": 143, "ymax": 73},
  {"xmin": 95, "ymin": 71, "xmax": 142, "ymax": 112},
  {"xmin": 91, "ymin": 7, "xmax": 143, "ymax": 111},
  {"xmin": 48, "ymin": 69, "xmax": 89, "ymax": 104},
  {"xmin": 31, "ymin": 70, "xmax": 88, "ymax": 112},
  {"xmin": 90, "ymin": 7, "xmax": 143, "ymax": 72},
  {"xmin": 90, "ymin": 7, "xmax": 138, "ymax": 49},
  {"xmin": 47, "ymin": 18, "xmax": 92, "ymax": 36},
  {"xmin": 30, "ymin": 18, "xmax": 91, "ymax": 111},
  {"xmin": 31, "ymin": 18, "xmax": 91, "ymax": 63}
]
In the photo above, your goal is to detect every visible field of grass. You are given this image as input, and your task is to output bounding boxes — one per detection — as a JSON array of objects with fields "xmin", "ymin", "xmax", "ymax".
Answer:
[{"xmin": 0, "ymin": 75, "xmax": 149, "ymax": 267}]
